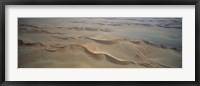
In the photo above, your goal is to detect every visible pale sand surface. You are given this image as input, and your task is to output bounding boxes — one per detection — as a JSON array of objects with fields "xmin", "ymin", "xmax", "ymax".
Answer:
[{"xmin": 18, "ymin": 18, "xmax": 182, "ymax": 68}]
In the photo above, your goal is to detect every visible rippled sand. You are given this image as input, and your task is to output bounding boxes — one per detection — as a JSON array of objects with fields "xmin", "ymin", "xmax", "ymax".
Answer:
[{"xmin": 18, "ymin": 18, "xmax": 182, "ymax": 68}]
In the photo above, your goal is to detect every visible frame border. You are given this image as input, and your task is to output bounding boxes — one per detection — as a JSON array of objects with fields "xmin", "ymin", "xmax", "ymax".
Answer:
[{"xmin": 0, "ymin": 0, "xmax": 199, "ymax": 86}]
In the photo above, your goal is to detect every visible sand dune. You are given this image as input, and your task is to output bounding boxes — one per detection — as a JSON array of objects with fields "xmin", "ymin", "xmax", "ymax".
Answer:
[
  {"xmin": 51, "ymin": 34, "xmax": 181, "ymax": 52},
  {"xmin": 18, "ymin": 18, "xmax": 182, "ymax": 68},
  {"xmin": 18, "ymin": 39, "xmax": 169, "ymax": 68}
]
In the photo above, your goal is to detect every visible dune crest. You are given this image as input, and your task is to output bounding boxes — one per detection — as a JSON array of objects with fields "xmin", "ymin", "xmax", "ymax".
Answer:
[{"xmin": 19, "ymin": 39, "xmax": 173, "ymax": 68}]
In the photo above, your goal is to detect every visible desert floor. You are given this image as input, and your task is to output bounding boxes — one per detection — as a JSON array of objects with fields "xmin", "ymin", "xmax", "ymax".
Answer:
[{"xmin": 18, "ymin": 18, "xmax": 182, "ymax": 68}]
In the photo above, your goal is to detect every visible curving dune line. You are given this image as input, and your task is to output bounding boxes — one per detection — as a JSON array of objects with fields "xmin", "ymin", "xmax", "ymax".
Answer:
[
  {"xmin": 19, "ymin": 24, "xmax": 61, "ymax": 34},
  {"xmin": 47, "ymin": 36, "xmax": 174, "ymax": 68},
  {"xmin": 67, "ymin": 27, "xmax": 111, "ymax": 32},
  {"xmin": 18, "ymin": 40, "xmax": 170, "ymax": 67},
  {"xmin": 19, "ymin": 40, "xmax": 159, "ymax": 67},
  {"xmin": 46, "ymin": 45, "xmax": 138, "ymax": 66},
  {"xmin": 19, "ymin": 27, "xmax": 65, "ymax": 35},
  {"xmin": 19, "ymin": 24, "xmax": 111, "ymax": 32},
  {"xmin": 19, "ymin": 24, "xmax": 42, "ymax": 29},
  {"xmin": 52, "ymin": 35, "xmax": 181, "ymax": 52},
  {"xmin": 88, "ymin": 38, "xmax": 181, "ymax": 52},
  {"xmin": 18, "ymin": 39, "xmax": 44, "ymax": 46}
]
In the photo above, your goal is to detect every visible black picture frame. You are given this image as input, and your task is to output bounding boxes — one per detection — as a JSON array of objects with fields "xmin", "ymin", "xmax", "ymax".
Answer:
[{"xmin": 0, "ymin": 0, "xmax": 199, "ymax": 86}]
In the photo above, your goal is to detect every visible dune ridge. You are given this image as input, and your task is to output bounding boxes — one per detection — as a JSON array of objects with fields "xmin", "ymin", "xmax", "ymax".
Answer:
[
  {"xmin": 52, "ymin": 35, "xmax": 181, "ymax": 52},
  {"xmin": 19, "ymin": 39, "xmax": 171, "ymax": 68},
  {"xmin": 19, "ymin": 24, "xmax": 111, "ymax": 32},
  {"xmin": 18, "ymin": 40, "xmax": 137, "ymax": 65},
  {"xmin": 19, "ymin": 24, "xmax": 42, "ymax": 29}
]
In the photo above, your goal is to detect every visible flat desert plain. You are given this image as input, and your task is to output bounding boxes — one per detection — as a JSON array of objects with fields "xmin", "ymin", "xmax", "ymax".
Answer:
[{"xmin": 18, "ymin": 18, "xmax": 182, "ymax": 68}]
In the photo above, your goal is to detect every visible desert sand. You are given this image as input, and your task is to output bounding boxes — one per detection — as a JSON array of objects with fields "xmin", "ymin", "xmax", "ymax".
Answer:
[{"xmin": 18, "ymin": 18, "xmax": 182, "ymax": 68}]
